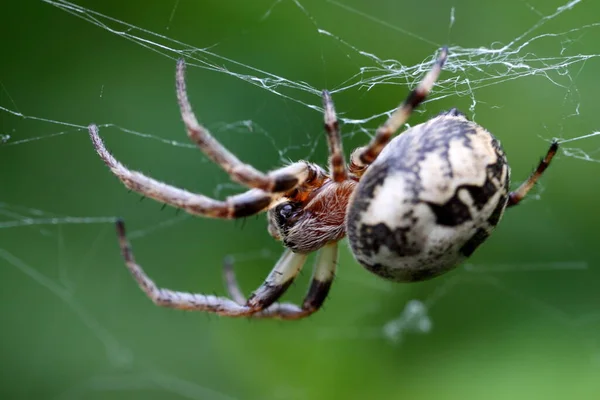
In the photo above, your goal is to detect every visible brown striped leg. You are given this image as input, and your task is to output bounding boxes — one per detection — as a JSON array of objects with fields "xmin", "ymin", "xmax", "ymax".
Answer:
[
  {"xmin": 507, "ymin": 141, "xmax": 559, "ymax": 207},
  {"xmin": 244, "ymin": 249, "xmax": 308, "ymax": 309},
  {"xmin": 90, "ymin": 124, "xmax": 283, "ymax": 219},
  {"xmin": 350, "ymin": 47, "xmax": 448, "ymax": 174},
  {"xmin": 116, "ymin": 220, "xmax": 308, "ymax": 316},
  {"xmin": 222, "ymin": 249, "xmax": 309, "ymax": 309},
  {"xmin": 223, "ymin": 243, "xmax": 338, "ymax": 320},
  {"xmin": 177, "ymin": 59, "xmax": 316, "ymax": 192},
  {"xmin": 322, "ymin": 90, "xmax": 348, "ymax": 182}
]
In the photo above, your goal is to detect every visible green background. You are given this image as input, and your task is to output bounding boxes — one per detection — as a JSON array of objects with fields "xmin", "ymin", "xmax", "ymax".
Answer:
[{"xmin": 2, "ymin": 0, "xmax": 600, "ymax": 399}]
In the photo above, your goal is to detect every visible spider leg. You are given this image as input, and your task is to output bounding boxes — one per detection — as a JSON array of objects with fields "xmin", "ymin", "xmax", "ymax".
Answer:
[
  {"xmin": 115, "ymin": 220, "xmax": 308, "ymax": 316},
  {"xmin": 222, "ymin": 256, "xmax": 246, "ymax": 305},
  {"xmin": 222, "ymin": 249, "xmax": 308, "ymax": 308},
  {"xmin": 322, "ymin": 90, "xmax": 348, "ymax": 182},
  {"xmin": 244, "ymin": 248, "xmax": 308, "ymax": 309},
  {"xmin": 223, "ymin": 243, "xmax": 338, "ymax": 320},
  {"xmin": 90, "ymin": 125, "xmax": 278, "ymax": 218},
  {"xmin": 507, "ymin": 141, "xmax": 559, "ymax": 207},
  {"xmin": 177, "ymin": 59, "xmax": 319, "ymax": 192},
  {"xmin": 350, "ymin": 47, "xmax": 448, "ymax": 174}
]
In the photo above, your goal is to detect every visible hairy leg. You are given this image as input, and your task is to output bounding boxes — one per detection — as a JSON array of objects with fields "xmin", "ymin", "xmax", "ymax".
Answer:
[
  {"xmin": 350, "ymin": 47, "xmax": 448, "ymax": 175},
  {"xmin": 90, "ymin": 125, "xmax": 280, "ymax": 218},
  {"xmin": 322, "ymin": 90, "xmax": 348, "ymax": 182},
  {"xmin": 177, "ymin": 59, "xmax": 318, "ymax": 192},
  {"xmin": 508, "ymin": 141, "xmax": 559, "ymax": 207},
  {"xmin": 223, "ymin": 243, "xmax": 338, "ymax": 320},
  {"xmin": 115, "ymin": 220, "xmax": 308, "ymax": 316}
]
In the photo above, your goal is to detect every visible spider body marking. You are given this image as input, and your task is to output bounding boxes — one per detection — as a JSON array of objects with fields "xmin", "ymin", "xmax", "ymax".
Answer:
[
  {"xmin": 89, "ymin": 47, "xmax": 559, "ymax": 320},
  {"xmin": 347, "ymin": 109, "xmax": 510, "ymax": 282}
]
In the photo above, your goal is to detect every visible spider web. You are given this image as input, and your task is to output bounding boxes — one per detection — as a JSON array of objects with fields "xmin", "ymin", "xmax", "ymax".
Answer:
[{"xmin": 1, "ymin": 0, "xmax": 600, "ymax": 398}]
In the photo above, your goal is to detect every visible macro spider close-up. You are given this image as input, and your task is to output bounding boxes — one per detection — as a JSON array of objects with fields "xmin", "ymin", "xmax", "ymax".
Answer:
[{"xmin": 89, "ymin": 47, "xmax": 558, "ymax": 320}]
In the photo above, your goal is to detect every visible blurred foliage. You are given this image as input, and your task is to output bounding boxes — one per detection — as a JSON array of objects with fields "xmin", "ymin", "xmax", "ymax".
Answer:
[{"xmin": 1, "ymin": 0, "xmax": 600, "ymax": 399}]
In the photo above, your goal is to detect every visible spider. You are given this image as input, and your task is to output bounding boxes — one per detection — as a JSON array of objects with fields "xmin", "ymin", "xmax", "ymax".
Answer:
[{"xmin": 89, "ymin": 47, "xmax": 558, "ymax": 320}]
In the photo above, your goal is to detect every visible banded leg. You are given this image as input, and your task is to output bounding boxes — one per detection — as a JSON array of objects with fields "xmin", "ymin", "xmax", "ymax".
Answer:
[
  {"xmin": 177, "ymin": 59, "xmax": 315, "ymax": 192},
  {"xmin": 90, "ymin": 125, "xmax": 279, "ymax": 219},
  {"xmin": 350, "ymin": 47, "xmax": 448, "ymax": 174},
  {"xmin": 223, "ymin": 242, "xmax": 338, "ymax": 320},
  {"xmin": 245, "ymin": 249, "xmax": 308, "ymax": 309},
  {"xmin": 116, "ymin": 220, "xmax": 308, "ymax": 316},
  {"xmin": 322, "ymin": 90, "xmax": 347, "ymax": 182},
  {"xmin": 507, "ymin": 141, "xmax": 559, "ymax": 207}
]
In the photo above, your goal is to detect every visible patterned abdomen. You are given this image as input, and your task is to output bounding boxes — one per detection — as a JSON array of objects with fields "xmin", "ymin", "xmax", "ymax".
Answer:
[{"xmin": 346, "ymin": 113, "xmax": 510, "ymax": 282}]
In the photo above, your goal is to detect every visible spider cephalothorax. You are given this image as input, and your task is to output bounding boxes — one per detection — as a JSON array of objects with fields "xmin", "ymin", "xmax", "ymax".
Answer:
[
  {"xmin": 267, "ymin": 177, "xmax": 357, "ymax": 253},
  {"xmin": 90, "ymin": 47, "xmax": 558, "ymax": 320}
]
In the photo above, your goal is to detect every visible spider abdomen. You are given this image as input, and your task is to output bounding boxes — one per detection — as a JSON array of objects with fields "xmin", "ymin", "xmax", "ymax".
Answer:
[{"xmin": 346, "ymin": 112, "xmax": 511, "ymax": 282}]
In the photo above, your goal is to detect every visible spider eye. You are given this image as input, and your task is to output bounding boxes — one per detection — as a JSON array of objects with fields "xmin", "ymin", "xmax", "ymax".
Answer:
[
  {"xmin": 270, "ymin": 202, "xmax": 303, "ymax": 250},
  {"xmin": 279, "ymin": 204, "xmax": 293, "ymax": 219},
  {"xmin": 274, "ymin": 202, "xmax": 299, "ymax": 228}
]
